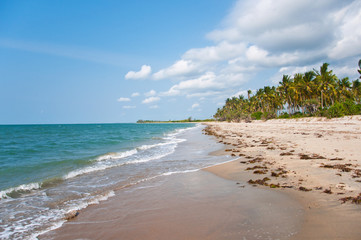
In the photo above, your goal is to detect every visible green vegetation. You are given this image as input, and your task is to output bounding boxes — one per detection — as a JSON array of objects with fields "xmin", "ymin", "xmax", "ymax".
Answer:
[
  {"xmin": 136, "ymin": 118, "xmax": 214, "ymax": 123},
  {"xmin": 214, "ymin": 60, "xmax": 361, "ymax": 121}
]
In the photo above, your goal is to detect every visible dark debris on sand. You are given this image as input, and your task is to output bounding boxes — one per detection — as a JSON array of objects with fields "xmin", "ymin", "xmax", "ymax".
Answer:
[{"xmin": 340, "ymin": 193, "xmax": 361, "ymax": 204}]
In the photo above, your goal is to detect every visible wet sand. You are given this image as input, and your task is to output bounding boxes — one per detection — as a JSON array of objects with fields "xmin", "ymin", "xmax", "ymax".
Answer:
[
  {"xmin": 40, "ymin": 171, "xmax": 303, "ymax": 240},
  {"xmin": 206, "ymin": 160, "xmax": 361, "ymax": 240}
]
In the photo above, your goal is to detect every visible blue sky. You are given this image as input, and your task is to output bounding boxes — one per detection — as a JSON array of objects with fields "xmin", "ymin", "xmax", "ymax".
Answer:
[{"xmin": 1, "ymin": 0, "xmax": 361, "ymax": 124}]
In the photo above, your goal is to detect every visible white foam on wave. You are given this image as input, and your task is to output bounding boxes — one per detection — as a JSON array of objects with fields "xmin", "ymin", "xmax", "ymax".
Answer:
[
  {"xmin": 161, "ymin": 169, "xmax": 200, "ymax": 176},
  {"xmin": 63, "ymin": 164, "xmax": 112, "ymax": 180},
  {"xmin": 166, "ymin": 123, "xmax": 200, "ymax": 137},
  {"xmin": 126, "ymin": 169, "xmax": 202, "ymax": 192},
  {"xmin": 96, "ymin": 149, "xmax": 138, "ymax": 161},
  {"xmin": 26, "ymin": 190, "xmax": 116, "ymax": 240},
  {"xmin": 0, "ymin": 182, "xmax": 42, "ymax": 199},
  {"xmin": 137, "ymin": 137, "xmax": 186, "ymax": 151},
  {"xmin": 126, "ymin": 148, "xmax": 174, "ymax": 165},
  {"xmin": 0, "ymin": 202, "xmax": 65, "ymax": 240},
  {"xmin": 64, "ymin": 128, "xmax": 189, "ymax": 180},
  {"xmin": 64, "ymin": 149, "xmax": 140, "ymax": 179},
  {"xmin": 64, "ymin": 142, "xmax": 177, "ymax": 179},
  {"xmin": 64, "ymin": 190, "xmax": 116, "ymax": 211},
  {"xmin": 137, "ymin": 142, "xmax": 170, "ymax": 151}
]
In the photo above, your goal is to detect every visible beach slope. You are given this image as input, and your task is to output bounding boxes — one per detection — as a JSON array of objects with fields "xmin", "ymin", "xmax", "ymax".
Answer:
[{"xmin": 204, "ymin": 116, "xmax": 361, "ymax": 239}]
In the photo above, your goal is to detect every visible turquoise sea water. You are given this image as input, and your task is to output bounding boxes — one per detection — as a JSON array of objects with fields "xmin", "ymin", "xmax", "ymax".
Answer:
[
  {"xmin": 0, "ymin": 123, "xmax": 230, "ymax": 239},
  {"xmin": 0, "ymin": 124, "xmax": 191, "ymax": 193}
]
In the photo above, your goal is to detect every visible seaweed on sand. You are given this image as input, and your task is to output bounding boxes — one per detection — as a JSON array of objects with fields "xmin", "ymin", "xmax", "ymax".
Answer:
[
  {"xmin": 253, "ymin": 170, "xmax": 268, "ymax": 174},
  {"xmin": 271, "ymin": 168, "xmax": 288, "ymax": 178},
  {"xmin": 320, "ymin": 163, "xmax": 353, "ymax": 172},
  {"xmin": 323, "ymin": 188, "xmax": 333, "ymax": 194},
  {"xmin": 340, "ymin": 193, "xmax": 361, "ymax": 204},
  {"xmin": 249, "ymin": 157, "xmax": 264, "ymax": 163},
  {"xmin": 248, "ymin": 177, "xmax": 271, "ymax": 186},
  {"xmin": 246, "ymin": 165, "xmax": 267, "ymax": 170},
  {"xmin": 299, "ymin": 186, "xmax": 312, "ymax": 192},
  {"xmin": 299, "ymin": 153, "xmax": 326, "ymax": 160},
  {"xmin": 280, "ymin": 152, "xmax": 294, "ymax": 156}
]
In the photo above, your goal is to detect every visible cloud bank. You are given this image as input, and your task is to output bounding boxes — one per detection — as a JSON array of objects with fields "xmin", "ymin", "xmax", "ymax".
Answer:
[{"xmin": 128, "ymin": 0, "xmax": 361, "ymax": 110}]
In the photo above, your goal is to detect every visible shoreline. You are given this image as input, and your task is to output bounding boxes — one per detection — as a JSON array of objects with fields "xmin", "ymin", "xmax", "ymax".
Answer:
[
  {"xmin": 38, "ymin": 117, "xmax": 361, "ymax": 239},
  {"xmin": 39, "ymin": 170, "xmax": 304, "ymax": 240},
  {"xmin": 204, "ymin": 116, "xmax": 361, "ymax": 239}
]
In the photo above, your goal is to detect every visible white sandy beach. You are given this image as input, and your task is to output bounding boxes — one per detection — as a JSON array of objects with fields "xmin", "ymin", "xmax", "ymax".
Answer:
[{"xmin": 205, "ymin": 116, "xmax": 361, "ymax": 239}]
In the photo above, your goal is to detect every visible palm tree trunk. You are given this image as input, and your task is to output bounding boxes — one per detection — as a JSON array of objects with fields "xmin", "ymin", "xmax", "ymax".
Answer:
[{"xmin": 321, "ymin": 91, "xmax": 324, "ymax": 109}]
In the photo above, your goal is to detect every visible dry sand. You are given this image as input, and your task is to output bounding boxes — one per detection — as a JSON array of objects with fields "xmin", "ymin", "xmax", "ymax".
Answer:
[{"xmin": 204, "ymin": 116, "xmax": 361, "ymax": 239}]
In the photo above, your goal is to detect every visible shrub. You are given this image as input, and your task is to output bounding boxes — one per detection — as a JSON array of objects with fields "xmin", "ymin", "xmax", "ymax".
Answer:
[
  {"xmin": 342, "ymin": 100, "xmax": 360, "ymax": 115},
  {"xmin": 315, "ymin": 108, "xmax": 327, "ymax": 117},
  {"xmin": 327, "ymin": 102, "xmax": 345, "ymax": 118},
  {"xmin": 262, "ymin": 112, "xmax": 276, "ymax": 120},
  {"xmin": 251, "ymin": 111, "xmax": 263, "ymax": 120},
  {"xmin": 291, "ymin": 112, "xmax": 305, "ymax": 118},
  {"xmin": 278, "ymin": 112, "xmax": 290, "ymax": 119}
]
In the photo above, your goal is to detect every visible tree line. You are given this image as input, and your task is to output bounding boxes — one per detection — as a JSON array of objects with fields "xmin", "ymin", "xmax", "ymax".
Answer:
[{"xmin": 214, "ymin": 60, "xmax": 361, "ymax": 121}]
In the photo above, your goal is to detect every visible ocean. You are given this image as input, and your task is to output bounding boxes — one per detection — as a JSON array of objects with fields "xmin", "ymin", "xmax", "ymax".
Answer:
[{"xmin": 0, "ymin": 123, "xmax": 231, "ymax": 239}]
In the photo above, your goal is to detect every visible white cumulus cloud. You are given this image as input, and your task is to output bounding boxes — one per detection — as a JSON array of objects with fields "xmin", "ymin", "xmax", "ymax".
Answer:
[
  {"xmin": 145, "ymin": 90, "xmax": 157, "ymax": 97},
  {"xmin": 191, "ymin": 103, "xmax": 200, "ymax": 109},
  {"xmin": 153, "ymin": 60, "xmax": 198, "ymax": 80},
  {"xmin": 131, "ymin": 92, "xmax": 140, "ymax": 97},
  {"xmin": 161, "ymin": 71, "xmax": 247, "ymax": 98},
  {"xmin": 162, "ymin": 72, "xmax": 220, "ymax": 97},
  {"xmin": 125, "ymin": 65, "xmax": 152, "ymax": 80},
  {"xmin": 328, "ymin": 1, "xmax": 361, "ymax": 59},
  {"xmin": 142, "ymin": 96, "xmax": 160, "ymax": 104},
  {"xmin": 183, "ymin": 41, "xmax": 247, "ymax": 63}
]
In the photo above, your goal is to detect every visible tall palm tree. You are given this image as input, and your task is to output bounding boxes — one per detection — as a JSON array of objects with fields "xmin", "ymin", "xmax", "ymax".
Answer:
[
  {"xmin": 337, "ymin": 77, "xmax": 352, "ymax": 102},
  {"xmin": 292, "ymin": 73, "xmax": 304, "ymax": 112},
  {"xmin": 314, "ymin": 63, "xmax": 337, "ymax": 108},
  {"xmin": 277, "ymin": 75, "xmax": 292, "ymax": 114},
  {"xmin": 247, "ymin": 90, "xmax": 252, "ymax": 100},
  {"xmin": 302, "ymin": 71, "xmax": 316, "ymax": 99},
  {"xmin": 352, "ymin": 79, "xmax": 361, "ymax": 103},
  {"xmin": 255, "ymin": 88, "xmax": 265, "ymax": 112}
]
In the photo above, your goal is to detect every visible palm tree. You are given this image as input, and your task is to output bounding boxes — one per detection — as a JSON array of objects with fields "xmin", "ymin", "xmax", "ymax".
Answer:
[
  {"xmin": 247, "ymin": 90, "xmax": 252, "ymax": 100},
  {"xmin": 337, "ymin": 77, "xmax": 352, "ymax": 102},
  {"xmin": 314, "ymin": 63, "xmax": 337, "ymax": 108},
  {"xmin": 277, "ymin": 75, "xmax": 292, "ymax": 114},
  {"xmin": 292, "ymin": 73, "xmax": 304, "ymax": 112},
  {"xmin": 214, "ymin": 60, "xmax": 360, "ymax": 121},
  {"xmin": 352, "ymin": 79, "xmax": 361, "ymax": 103},
  {"xmin": 302, "ymin": 71, "xmax": 316, "ymax": 99},
  {"xmin": 255, "ymin": 88, "xmax": 265, "ymax": 112}
]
